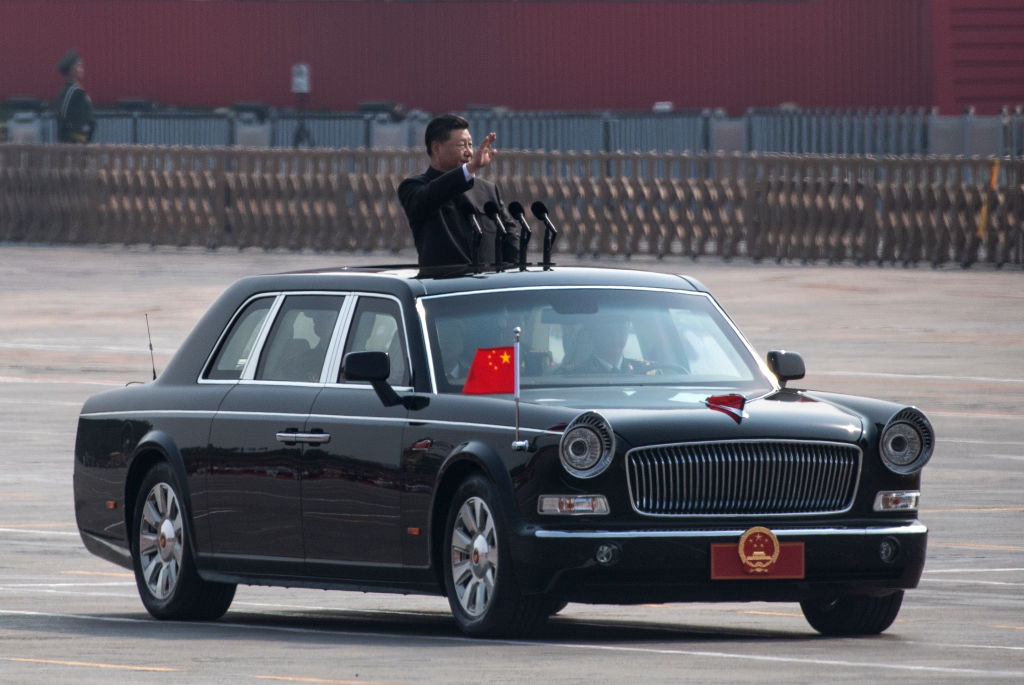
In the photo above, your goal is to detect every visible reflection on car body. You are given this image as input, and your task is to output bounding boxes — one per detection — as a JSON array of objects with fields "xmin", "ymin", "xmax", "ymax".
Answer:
[{"xmin": 74, "ymin": 265, "xmax": 933, "ymax": 637}]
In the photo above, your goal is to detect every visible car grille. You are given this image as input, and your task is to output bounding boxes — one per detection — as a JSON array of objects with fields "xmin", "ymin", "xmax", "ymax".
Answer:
[{"xmin": 626, "ymin": 440, "xmax": 861, "ymax": 516}]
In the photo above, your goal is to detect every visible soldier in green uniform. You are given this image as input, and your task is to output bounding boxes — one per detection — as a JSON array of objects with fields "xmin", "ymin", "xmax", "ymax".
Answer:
[{"xmin": 55, "ymin": 49, "xmax": 95, "ymax": 143}]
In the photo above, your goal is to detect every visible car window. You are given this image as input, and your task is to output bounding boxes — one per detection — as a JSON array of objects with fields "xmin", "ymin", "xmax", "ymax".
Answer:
[
  {"xmin": 424, "ymin": 288, "xmax": 768, "ymax": 396},
  {"xmin": 255, "ymin": 295, "xmax": 344, "ymax": 382},
  {"xmin": 669, "ymin": 308, "xmax": 750, "ymax": 380},
  {"xmin": 340, "ymin": 297, "xmax": 409, "ymax": 386},
  {"xmin": 205, "ymin": 296, "xmax": 274, "ymax": 380}
]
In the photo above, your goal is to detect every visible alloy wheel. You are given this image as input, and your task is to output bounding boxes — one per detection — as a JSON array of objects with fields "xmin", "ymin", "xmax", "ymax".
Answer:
[
  {"xmin": 137, "ymin": 481, "xmax": 184, "ymax": 600},
  {"xmin": 449, "ymin": 496, "xmax": 499, "ymax": 617}
]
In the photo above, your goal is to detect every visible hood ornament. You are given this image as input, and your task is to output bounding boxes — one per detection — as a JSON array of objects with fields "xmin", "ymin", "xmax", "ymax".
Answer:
[{"xmin": 705, "ymin": 394, "xmax": 747, "ymax": 424}]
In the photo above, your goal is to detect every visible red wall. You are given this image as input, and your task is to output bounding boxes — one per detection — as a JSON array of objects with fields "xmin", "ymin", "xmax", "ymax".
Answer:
[
  {"xmin": 929, "ymin": 0, "xmax": 1024, "ymax": 114},
  {"xmin": 0, "ymin": 1, "xmax": 1016, "ymax": 115}
]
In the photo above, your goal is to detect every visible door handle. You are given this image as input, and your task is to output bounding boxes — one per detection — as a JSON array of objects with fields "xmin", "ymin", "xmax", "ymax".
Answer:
[{"xmin": 275, "ymin": 432, "xmax": 331, "ymax": 445}]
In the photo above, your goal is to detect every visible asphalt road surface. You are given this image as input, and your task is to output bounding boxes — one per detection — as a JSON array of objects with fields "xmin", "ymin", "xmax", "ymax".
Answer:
[{"xmin": 1, "ymin": 246, "xmax": 1022, "ymax": 684}]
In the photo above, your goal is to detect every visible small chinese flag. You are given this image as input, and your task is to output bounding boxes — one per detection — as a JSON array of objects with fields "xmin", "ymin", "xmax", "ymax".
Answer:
[{"xmin": 463, "ymin": 346, "xmax": 515, "ymax": 395}]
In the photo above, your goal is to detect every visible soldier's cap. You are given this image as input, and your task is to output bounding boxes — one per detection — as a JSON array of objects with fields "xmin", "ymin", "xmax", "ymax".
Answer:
[{"xmin": 56, "ymin": 49, "xmax": 80, "ymax": 75}]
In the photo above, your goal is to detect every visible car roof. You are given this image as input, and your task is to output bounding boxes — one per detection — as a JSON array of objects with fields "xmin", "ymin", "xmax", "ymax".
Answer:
[
  {"xmin": 252, "ymin": 264, "xmax": 710, "ymax": 298},
  {"xmin": 158, "ymin": 264, "xmax": 711, "ymax": 387}
]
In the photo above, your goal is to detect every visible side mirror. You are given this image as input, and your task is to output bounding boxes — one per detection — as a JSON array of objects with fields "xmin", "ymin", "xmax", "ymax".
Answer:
[
  {"xmin": 342, "ymin": 351, "xmax": 402, "ymax": 407},
  {"xmin": 766, "ymin": 350, "xmax": 805, "ymax": 388},
  {"xmin": 342, "ymin": 350, "xmax": 390, "ymax": 382}
]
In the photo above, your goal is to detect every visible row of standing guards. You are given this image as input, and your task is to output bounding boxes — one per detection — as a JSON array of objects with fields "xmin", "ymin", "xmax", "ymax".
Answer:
[
  {"xmin": 0, "ymin": 144, "xmax": 1021, "ymax": 268},
  {"xmin": 5, "ymin": 106, "xmax": 1024, "ymax": 157}
]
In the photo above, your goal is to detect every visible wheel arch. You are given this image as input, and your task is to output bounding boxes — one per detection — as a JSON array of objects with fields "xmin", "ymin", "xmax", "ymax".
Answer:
[
  {"xmin": 428, "ymin": 440, "xmax": 518, "ymax": 589},
  {"xmin": 123, "ymin": 430, "xmax": 197, "ymax": 555}
]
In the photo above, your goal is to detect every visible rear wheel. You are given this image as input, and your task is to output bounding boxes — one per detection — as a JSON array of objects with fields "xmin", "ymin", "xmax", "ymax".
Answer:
[
  {"xmin": 132, "ymin": 462, "xmax": 235, "ymax": 620},
  {"xmin": 443, "ymin": 474, "xmax": 550, "ymax": 637},
  {"xmin": 800, "ymin": 591, "xmax": 904, "ymax": 636}
]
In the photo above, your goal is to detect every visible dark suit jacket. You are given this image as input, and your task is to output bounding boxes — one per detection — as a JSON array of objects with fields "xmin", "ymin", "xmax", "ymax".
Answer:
[
  {"xmin": 398, "ymin": 166, "xmax": 517, "ymax": 269},
  {"xmin": 56, "ymin": 82, "xmax": 95, "ymax": 143}
]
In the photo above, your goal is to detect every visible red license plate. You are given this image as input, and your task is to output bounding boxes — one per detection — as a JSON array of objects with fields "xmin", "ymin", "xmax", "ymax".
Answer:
[{"xmin": 710, "ymin": 540, "xmax": 805, "ymax": 580}]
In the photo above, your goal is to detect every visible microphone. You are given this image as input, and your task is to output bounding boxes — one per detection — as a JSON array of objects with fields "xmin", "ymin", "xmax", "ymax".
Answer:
[
  {"xmin": 457, "ymin": 198, "xmax": 483, "ymax": 271},
  {"xmin": 483, "ymin": 201, "xmax": 507, "ymax": 272},
  {"xmin": 508, "ymin": 201, "xmax": 532, "ymax": 270},
  {"xmin": 508, "ymin": 201, "xmax": 526, "ymax": 222},
  {"xmin": 530, "ymin": 201, "xmax": 558, "ymax": 234},
  {"xmin": 483, "ymin": 201, "xmax": 505, "ymax": 233},
  {"xmin": 531, "ymin": 201, "xmax": 559, "ymax": 269}
]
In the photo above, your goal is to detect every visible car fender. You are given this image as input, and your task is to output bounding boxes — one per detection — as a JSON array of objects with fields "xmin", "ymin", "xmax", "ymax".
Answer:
[
  {"xmin": 800, "ymin": 390, "xmax": 910, "ymax": 434},
  {"xmin": 124, "ymin": 429, "xmax": 201, "ymax": 558},
  {"xmin": 425, "ymin": 439, "xmax": 523, "ymax": 580},
  {"xmin": 434, "ymin": 439, "xmax": 519, "ymax": 520}
]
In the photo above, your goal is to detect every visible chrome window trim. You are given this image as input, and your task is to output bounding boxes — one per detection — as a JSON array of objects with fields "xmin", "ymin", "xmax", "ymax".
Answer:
[
  {"xmin": 241, "ymin": 293, "xmax": 286, "ymax": 381},
  {"xmin": 333, "ymin": 292, "xmax": 413, "ymax": 389},
  {"xmin": 624, "ymin": 439, "xmax": 863, "ymax": 518},
  {"xmin": 416, "ymin": 285, "xmax": 778, "ymax": 395},
  {"xmin": 198, "ymin": 292, "xmax": 282, "ymax": 385},
  {"xmin": 322, "ymin": 296, "xmax": 357, "ymax": 384},
  {"xmin": 198, "ymin": 290, "xmax": 416, "ymax": 389},
  {"xmin": 415, "ymin": 298, "xmax": 436, "ymax": 394},
  {"xmin": 248, "ymin": 292, "xmax": 351, "ymax": 383},
  {"xmin": 534, "ymin": 521, "xmax": 928, "ymax": 539},
  {"xmin": 319, "ymin": 380, "xmax": 416, "ymax": 392}
]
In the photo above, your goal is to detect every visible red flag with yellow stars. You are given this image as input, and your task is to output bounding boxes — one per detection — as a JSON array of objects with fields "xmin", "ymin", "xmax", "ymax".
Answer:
[{"xmin": 462, "ymin": 346, "xmax": 515, "ymax": 394}]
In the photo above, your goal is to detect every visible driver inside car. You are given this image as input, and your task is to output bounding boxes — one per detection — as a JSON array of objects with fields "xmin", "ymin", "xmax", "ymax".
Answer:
[{"xmin": 561, "ymin": 315, "xmax": 649, "ymax": 374}]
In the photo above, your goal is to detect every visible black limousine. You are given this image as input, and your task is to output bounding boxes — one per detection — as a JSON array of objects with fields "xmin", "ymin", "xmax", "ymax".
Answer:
[{"xmin": 74, "ymin": 265, "xmax": 933, "ymax": 637}]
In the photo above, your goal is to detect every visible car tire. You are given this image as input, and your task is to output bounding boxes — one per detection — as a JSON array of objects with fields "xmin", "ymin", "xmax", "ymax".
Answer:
[
  {"xmin": 131, "ymin": 462, "xmax": 236, "ymax": 621},
  {"xmin": 443, "ymin": 474, "xmax": 550, "ymax": 637},
  {"xmin": 800, "ymin": 590, "xmax": 904, "ymax": 636}
]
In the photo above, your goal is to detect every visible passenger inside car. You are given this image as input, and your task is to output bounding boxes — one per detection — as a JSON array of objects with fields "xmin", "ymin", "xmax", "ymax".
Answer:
[
  {"xmin": 436, "ymin": 319, "xmax": 473, "ymax": 382},
  {"xmin": 256, "ymin": 297, "xmax": 342, "ymax": 382},
  {"xmin": 558, "ymin": 315, "xmax": 646, "ymax": 374}
]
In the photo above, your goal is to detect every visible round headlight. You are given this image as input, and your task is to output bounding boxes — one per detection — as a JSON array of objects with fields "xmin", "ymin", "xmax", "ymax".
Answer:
[
  {"xmin": 879, "ymin": 408, "xmax": 934, "ymax": 474},
  {"xmin": 559, "ymin": 411, "xmax": 615, "ymax": 479}
]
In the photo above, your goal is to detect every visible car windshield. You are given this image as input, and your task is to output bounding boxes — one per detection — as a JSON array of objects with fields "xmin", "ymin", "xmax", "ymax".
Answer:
[{"xmin": 422, "ymin": 287, "xmax": 773, "ymax": 398}]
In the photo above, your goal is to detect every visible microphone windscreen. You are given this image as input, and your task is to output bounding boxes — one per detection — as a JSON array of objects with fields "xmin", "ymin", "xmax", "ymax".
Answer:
[
  {"xmin": 508, "ymin": 201, "xmax": 525, "ymax": 218},
  {"xmin": 483, "ymin": 200, "xmax": 499, "ymax": 219},
  {"xmin": 530, "ymin": 201, "xmax": 549, "ymax": 220}
]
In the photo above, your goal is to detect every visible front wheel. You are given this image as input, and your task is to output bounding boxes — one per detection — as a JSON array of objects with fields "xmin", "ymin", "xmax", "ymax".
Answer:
[
  {"xmin": 132, "ymin": 462, "xmax": 235, "ymax": 620},
  {"xmin": 443, "ymin": 474, "xmax": 550, "ymax": 637},
  {"xmin": 800, "ymin": 590, "xmax": 904, "ymax": 636}
]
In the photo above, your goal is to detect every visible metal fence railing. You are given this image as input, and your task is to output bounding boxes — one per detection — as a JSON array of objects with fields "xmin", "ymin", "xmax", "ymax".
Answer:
[
  {"xmin": 2, "ymin": 143, "xmax": 1021, "ymax": 267},
  {"xmin": 4, "ymin": 106, "xmax": 1024, "ymax": 157}
]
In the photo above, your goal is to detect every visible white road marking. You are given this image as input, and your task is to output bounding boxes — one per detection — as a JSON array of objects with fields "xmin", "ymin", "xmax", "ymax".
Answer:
[
  {"xmin": 0, "ymin": 342, "xmax": 173, "ymax": 355},
  {"xmin": 924, "ymin": 568, "xmax": 1024, "ymax": 574},
  {"xmin": 818, "ymin": 370, "xmax": 1024, "ymax": 384},
  {"xmin": 0, "ymin": 527, "xmax": 80, "ymax": 536},
  {"xmin": 0, "ymin": 608, "xmax": 1020, "ymax": 679},
  {"xmin": 921, "ymin": 578, "xmax": 1024, "ymax": 587},
  {"xmin": 941, "ymin": 438, "xmax": 1024, "ymax": 447},
  {"xmin": 2, "ymin": 582, "xmax": 133, "ymax": 588},
  {"xmin": 0, "ymin": 375, "xmax": 123, "ymax": 387}
]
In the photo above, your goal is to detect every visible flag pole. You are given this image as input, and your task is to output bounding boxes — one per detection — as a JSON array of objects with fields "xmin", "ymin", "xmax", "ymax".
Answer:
[{"xmin": 512, "ymin": 326, "xmax": 529, "ymax": 451}]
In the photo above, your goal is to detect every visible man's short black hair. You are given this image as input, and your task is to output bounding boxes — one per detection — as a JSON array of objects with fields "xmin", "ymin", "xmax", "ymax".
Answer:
[{"xmin": 425, "ymin": 114, "xmax": 469, "ymax": 156}]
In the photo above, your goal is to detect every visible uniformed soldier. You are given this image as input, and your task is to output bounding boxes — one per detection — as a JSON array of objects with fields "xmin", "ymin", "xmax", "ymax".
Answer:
[{"xmin": 55, "ymin": 49, "xmax": 95, "ymax": 143}]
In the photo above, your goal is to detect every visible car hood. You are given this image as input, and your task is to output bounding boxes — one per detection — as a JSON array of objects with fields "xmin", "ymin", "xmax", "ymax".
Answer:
[{"xmin": 524, "ymin": 387, "xmax": 865, "ymax": 446}]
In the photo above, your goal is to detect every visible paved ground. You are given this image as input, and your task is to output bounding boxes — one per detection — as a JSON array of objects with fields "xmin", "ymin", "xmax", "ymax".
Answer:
[{"xmin": 1, "ymin": 245, "xmax": 1022, "ymax": 684}]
